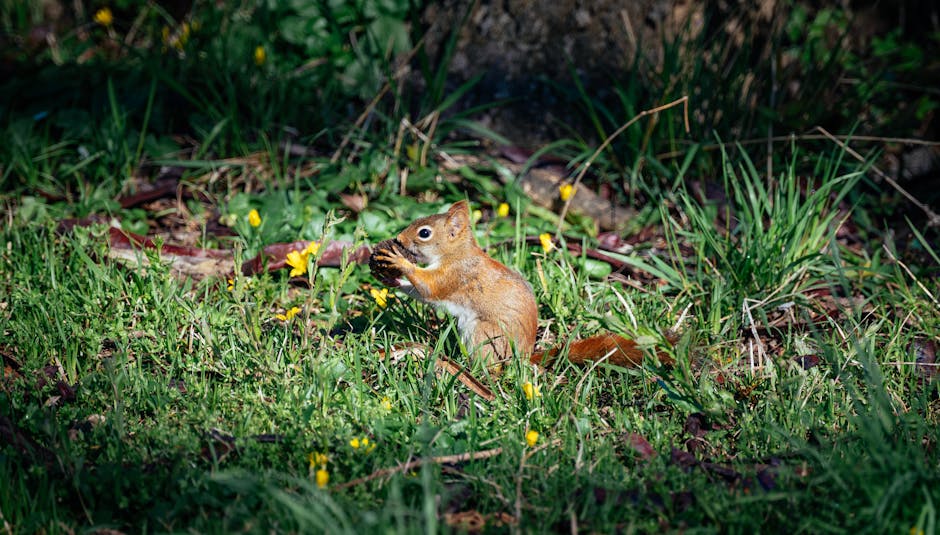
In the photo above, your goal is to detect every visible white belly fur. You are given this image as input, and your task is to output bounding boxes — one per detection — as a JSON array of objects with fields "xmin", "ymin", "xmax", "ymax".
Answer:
[
  {"xmin": 438, "ymin": 300, "xmax": 478, "ymax": 347},
  {"xmin": 397, "ymin": 279, "xmax": 478, "ymax": 347}
]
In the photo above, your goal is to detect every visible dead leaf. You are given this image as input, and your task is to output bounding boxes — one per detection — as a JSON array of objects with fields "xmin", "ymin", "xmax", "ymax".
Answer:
[
  {"xmin": 339, "ymin": 193, "xmax": 368, "ymax": 213},
  {"xmin": 626, "ymin": 432, "xmax": 657, "ymax": 460},
  {"xmin": 794, "ymin": 354, "xmax": 821, "ymax": 370},
  {"xmin": 117, "ymin": 177, "xmax": 179, "ymax": 208},
  {"xmin": 670, "ymin": 447, "xmax": 697, "ymax": 471}
]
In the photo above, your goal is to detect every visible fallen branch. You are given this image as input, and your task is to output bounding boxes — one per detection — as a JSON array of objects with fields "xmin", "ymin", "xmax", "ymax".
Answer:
[
  {"xmin": 816, "ymin": 126, "xmax": 940, "ymax": 227},
  {"xmin": 556, "ymin": 96, "xmax": 691, "ymax": 234},
  {"xmin": 333, "ymin": 447, "xmax": 504, "ymax": 490}
]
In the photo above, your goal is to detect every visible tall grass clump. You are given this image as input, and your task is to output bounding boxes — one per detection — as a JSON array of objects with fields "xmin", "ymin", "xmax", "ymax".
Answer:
[{"xmin": 633, "ymin": 144, "xmax": 863, "ymax": 338}]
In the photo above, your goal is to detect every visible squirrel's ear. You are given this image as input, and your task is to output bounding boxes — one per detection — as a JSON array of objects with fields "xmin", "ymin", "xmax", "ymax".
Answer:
[{"xmin": 446, "ymin": 200, "xmax": 469, "ymax": 238}]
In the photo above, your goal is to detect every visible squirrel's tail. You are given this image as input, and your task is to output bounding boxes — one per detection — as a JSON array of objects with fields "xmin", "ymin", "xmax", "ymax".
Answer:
[{"xmin": 530, "ymin": 333, "xmax": 675, "ymax": 368}]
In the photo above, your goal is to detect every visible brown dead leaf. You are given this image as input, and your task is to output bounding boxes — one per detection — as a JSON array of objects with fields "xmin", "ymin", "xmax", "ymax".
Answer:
[
  {"xmin": 340, "ymin": 193, "xmax": 368, "ymax": 213},
  {"xmin": 117, "ymin": 177, "xmax": 180, "ymax": 208},
  {"xmin": 670, "ymin": 447, "xmax": 697, "ymax": 471},
  {"xmin": 794, "ymin": 354, "xmax": 821, "ymax": 370},
  {"xmin": 626, "ymin": 432, "xmax": 657, "ymax": 460}
]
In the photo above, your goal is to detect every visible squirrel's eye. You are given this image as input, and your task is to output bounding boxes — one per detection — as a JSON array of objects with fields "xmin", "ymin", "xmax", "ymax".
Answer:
[{"xmin": 417, "ymin": 227, "xmax": 432, "ymax": 240}]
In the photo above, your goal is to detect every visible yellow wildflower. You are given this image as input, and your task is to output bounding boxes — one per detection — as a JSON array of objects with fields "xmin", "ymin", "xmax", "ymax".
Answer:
[
  {"xmin": 286, "ymin": 250, "xmax": 308, "ymax": 277},
  {"xmin": 254, "ymin": 46, "xmax": 266, "ymax": 66},
  {"xmin": 522, "ymin": 381, "xmax": 540, "ymax": 400},
  {"xmin": 472, "ymin": 209, "xmax": 482, "ymax": 224},
  {"xmin": 380, "ymin": 397, "xmax": 392, "ymax": 411},
  {"xmin": 496, "ymin": 203, "xmax": 510, "ymax": 218},
  {"xmin": 308, "ymin": 452, "xmax": 328, "ymax": 468},
  {"xmin": 525, "ymin": 429, "xmax": 539, "ymax": 447},
  {"xmin": 285, "ymin": 241, "xmax": 320, "ymax": 276},
  {"xmin": 349, "ymin": 437, "xmax": 360, "ymax": 449},
  {"xmin": 227, "ymin": 278, "xmax": 235, "ymax": 291},
  {"xmin": 559, "ymin": 183, "xmax": 575, "ymax": 201},
  {"xmin": 370, "ymin": 288, "xmax": 389, "ymax": 308},
  {"xmin": 248, "ymin": 209, "xmax": 261, "ymax": 227},
  {"xmin": 539, "ymin": 233, "xmax": 555, "ymax": 253},
  {"xmin": 315, "ymin": 468, "xmax": 329, "ymax": 488},
  {"xmin": 93, "ymin": 8, "xmax": 113, "ymax": 27},
  {"xmin": 275, "ymin": 306, "xmax": 301, "ymax": 322}
]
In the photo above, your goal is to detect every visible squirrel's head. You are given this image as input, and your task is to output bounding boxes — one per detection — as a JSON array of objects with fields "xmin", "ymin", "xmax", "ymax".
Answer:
[{"xmin": 396, "ymin": 200, "xmax": 474, "ymax": 266}]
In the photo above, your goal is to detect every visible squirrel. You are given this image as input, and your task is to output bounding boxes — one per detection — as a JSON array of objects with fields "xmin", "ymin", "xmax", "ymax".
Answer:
[{"xmin": 370, "ymin": 200, "xmax": 673, "ymax": 370}]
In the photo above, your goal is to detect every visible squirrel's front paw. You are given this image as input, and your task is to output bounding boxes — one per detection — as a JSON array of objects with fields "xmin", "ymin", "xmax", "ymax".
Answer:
[{"xmin": 370, "ymin": 239, "xmax": 416, "ymax": 285}]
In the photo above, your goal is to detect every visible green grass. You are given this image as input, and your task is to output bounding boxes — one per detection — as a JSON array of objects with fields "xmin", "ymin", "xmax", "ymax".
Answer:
[
  {"xmin": 2, "ymin": 2, "xmax": 939, "ymax": 533},
  {"xmin": 2, "ymin": 147, "xmax": 938, "ymax": 531}
]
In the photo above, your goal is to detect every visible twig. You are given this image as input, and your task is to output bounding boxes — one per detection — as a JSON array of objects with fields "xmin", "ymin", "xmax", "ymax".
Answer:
[
  {"xmin": 435, "ymin": 356, "xmax": 495, "ymax": 401},
  {"xmin": 556, "ymin": 96, "xmax": 690, "ymax": 235},
  {"xmin": 330, "ymin": 35, "xmax": 426, "ymax": 164},
  {"xmin": 882, "ymin": 243, "xmax": 940, "ymax": 308},
  {"xmin": 816, "ymin": 126, "xmax": 940, "ymax": 227},
  {"xmin": 673, "ymin": 302, "xmax": 692, "ymax": 332},
  {"xmin": 330, "ymin": 85, "xmax": 392, "ymax": 164},
  {"xmin": 399, "ymin": 118, "xmax": 460, "ymax": 168},
  {"xmin": 742, "ymin": 298, "xmax": 769, "ymax": 375},
  {"xmin": 333, "ymin": 447, "xmax": 503, "ymax": 490},
  {"xmin": 655, "ymin": 134, "xmax": 940, "ymax": 160}
]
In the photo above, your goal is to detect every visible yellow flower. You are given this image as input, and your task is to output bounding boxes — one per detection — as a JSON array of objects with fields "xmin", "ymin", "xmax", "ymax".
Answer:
[
  {"xmin": 275, "ymin": 306, "xmax": 301, "ymax": 321},
  {"xmin": 254, "ymin": 46, "xmax": 266, "ymax": 66},
  {"xmin": 370, "ymin": 288, "xmax": 389, "ymax": 308},
  {"xmin": 522, "ymin": 381, "xmax": 540, "ymax": 400},
  {"xmin": 285, "ymin": 242, "xmax": 319, "ymax": 277},
  {"xmin": 559, "ymin": 183, "xmax": 575, "ymax": 201},
  {"xmin": 94, "ymin": 8, "xmax": 113, "ymax": 27},
  {"xmin": 248, "ymin": 209, "xmax": 261, "ymax": 227},
  {"xmin": 472, "ymin": 209, "xmax": 482, "ymax": 224},
  {"xmin": 350, "ymin": 436, "xmax": 375, "ymax": 452},
  {"xmin": 539, "ymin": 233, "xmax": 554, "ymax": 253},
  {"xmin": 308, "ymin": 452, "xmax": 328, "ymax": 468},
  {"xmin": 496, "ymin": 203, "xmax": 510, "ymax": 218},
  {"xmin": 227, "ymin": 278, "xmax": 234, "ymax": 291},
  {"xmin": 525, "ymin": 429, "xmax": 539, "ymax": 447},
  {"xmin": 315, "ymin": 468, "xmax": 329, "ymax": 488},
  {"xmin": 380, "ymin": 397, "xmax": 392, "ymax": 411},
  {"xmin": 286, "ymin": 250, "xmax": 308, "ymax": 277}
]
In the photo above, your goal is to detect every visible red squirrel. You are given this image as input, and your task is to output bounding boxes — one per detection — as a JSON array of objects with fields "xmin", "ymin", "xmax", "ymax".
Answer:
[{"xmin": 370, "ymin": 200, "xmax": 672, "ymax": 369}]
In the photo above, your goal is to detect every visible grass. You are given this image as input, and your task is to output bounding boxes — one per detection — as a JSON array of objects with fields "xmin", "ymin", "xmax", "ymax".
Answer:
[
  {"xmin": 2, "ymin": 2, "xmax": 939, "ymax": 533},
  {"xmin": 2, "ymin": 150, "xmax": 938, "ymax": 531}
]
